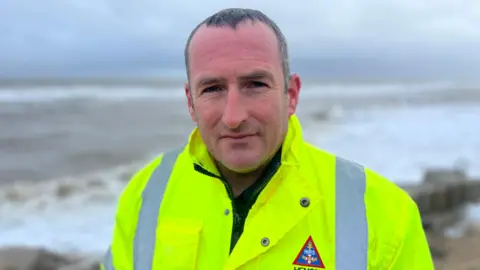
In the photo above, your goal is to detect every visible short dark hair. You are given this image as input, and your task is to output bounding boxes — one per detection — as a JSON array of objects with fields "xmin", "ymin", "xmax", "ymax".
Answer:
[{"xmin": 184, "ymin": 8, "xmax": 290, "ymax": 87}]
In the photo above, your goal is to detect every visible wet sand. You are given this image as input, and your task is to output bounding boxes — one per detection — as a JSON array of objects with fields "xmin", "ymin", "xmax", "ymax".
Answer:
[{"xmin": 433, "ymin": 223, "xmax": 480, "ymax": 270}]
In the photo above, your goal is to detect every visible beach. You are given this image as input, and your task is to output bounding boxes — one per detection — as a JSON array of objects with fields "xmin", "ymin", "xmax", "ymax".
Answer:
[
  {"xmin": 431, "ymin": 222, "xmax": 480, "ymax": 269},
  {"xmin": 1, "ymin": 81, "xmax": 480, "ymax": 268}
]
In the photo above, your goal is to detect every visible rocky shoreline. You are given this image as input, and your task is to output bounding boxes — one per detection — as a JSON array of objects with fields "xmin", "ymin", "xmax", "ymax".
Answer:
[{"xmin": 0, "ymin": 247, "xmax": 100, "ymax": 270}]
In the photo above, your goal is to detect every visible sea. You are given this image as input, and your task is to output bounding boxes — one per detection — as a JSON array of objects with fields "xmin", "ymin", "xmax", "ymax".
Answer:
[{"xmin": 1, "ymin": 80, "xmax": 479, "ymax": 254}]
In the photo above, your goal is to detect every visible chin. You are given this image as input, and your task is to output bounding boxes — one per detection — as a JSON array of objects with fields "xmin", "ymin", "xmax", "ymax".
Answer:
[
  {"xmin": 227, "ymin": 164, "xmax": 259, "ymax": 174},
  {"xmin": 223, "ymin": 155, "xmax": 263, "ymax": 173}
]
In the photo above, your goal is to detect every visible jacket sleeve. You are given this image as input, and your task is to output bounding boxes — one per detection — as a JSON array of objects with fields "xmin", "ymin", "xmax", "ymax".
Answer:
[
  {"xmin": 388, "ymin": 199, "xmax": 435, "ymax": 270},
  {"xmin": 100, "ymin": 189, "xmax": 139, "ymax": 270},
  {"xmin": 100, "ymin": 154, "xmax": 165, "ymax": 270}
]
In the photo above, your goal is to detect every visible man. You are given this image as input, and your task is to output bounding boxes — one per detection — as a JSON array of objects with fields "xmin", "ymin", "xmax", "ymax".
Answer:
[{"xmin": 102, "ymin": 8, "xmax": 434, "ymax": 270}]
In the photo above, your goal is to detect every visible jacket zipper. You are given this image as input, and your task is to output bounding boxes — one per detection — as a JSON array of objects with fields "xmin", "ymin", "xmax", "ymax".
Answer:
[{"xmin": 193, "ymin": 164, "xmax": 239, "ymax": 252}]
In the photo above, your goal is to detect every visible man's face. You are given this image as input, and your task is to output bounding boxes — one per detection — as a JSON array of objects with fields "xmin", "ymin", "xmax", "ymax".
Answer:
[{"xmin": 185, "ymin": 22, "xmax": 301, "ymax": 173}]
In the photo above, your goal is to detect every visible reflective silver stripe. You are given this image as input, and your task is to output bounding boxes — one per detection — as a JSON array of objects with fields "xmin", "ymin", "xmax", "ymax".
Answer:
[
  {"xmin": 103, "ymin": 246, "xmax": 115, "ymax": 270},
  {"xmin": 335, "ymin": 157, "xmax": 368, "ymax": 270},
  {"xmin": 134, "ymin": 148, "xmax": 183, "ymax": 270}
]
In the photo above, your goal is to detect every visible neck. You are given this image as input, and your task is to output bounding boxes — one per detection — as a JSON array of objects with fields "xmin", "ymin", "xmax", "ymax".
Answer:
[
  {"xmin": 217, "ymin": 162, "xmax": 268, "ymax": 197},
  {"xmin": 215, "ymin": 145, "xmax": 283, "ymax": 197}
]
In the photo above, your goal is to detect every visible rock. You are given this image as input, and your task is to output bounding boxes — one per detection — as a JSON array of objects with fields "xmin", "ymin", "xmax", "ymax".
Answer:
[
  {"xmin": 403, "ymin": 169, "xmax": 477, "ymax": 233},
  {"xmin": 423, "ymin": 169, "xmax": 468, "ymax": 184},
  {"xmin": 0, "ymin": 246, "xmax": 99, "ymax": 270},
  {"xmin": 465, "ymin": 222, "xmax": 480, "ymax": 237},
  {"xmin": 56, "ymin": 184, "xmax": 76, "ymax": 198},
  {"xmin": 423, "ymin": 169, "xmax": 469, "ymax": 211},
  {"xmin": 465, "ymin": 180, "xmax": 480, "ymax": 203},
  {"xmin": 423, "ymin": 207, "xmax": 466, "ymax": 233},
  {"xmin": 311, "ymin": 105, "xmax": 343, "ymax": 121},
  {"xmin": 86, "ymin": 179, "xmax": 104, "ymax": 188},
  {"xmin": 430, "ymin": 185, "xmax": 449, "ymax": 212},
  {"xmin": 415, "ymin": 186, "xmax": 434, "ymax": 215},
  {"xmin": 426, "ymin": 231, "xmax": 447, "ymax": 260},
  {"xmin": 58, "ymin": 260, "xmax": 100, "ymax": 270},
  {"xmin": 4, "ymin": 189, "xmax": 24, "ymax": 202}
]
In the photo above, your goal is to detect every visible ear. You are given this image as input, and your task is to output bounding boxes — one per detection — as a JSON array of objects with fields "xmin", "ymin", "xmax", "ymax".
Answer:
[
  {"xmin": 185, "ymin": 82, "xmax": 197, "ymax": 123},
  {"xmin": 287, "ymin": 73, "xmax": 301, "ymax": 116}
]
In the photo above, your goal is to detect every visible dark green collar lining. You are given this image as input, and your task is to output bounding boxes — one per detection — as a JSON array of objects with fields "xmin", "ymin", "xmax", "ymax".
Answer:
[
  {"xmin": 193, "ymin": 147, "xmax": 282, "ymax": 253},
  {"xmin": 235, "ymin": 147, "xmax": 282, "ymax": 202},
  {"xmin": 192, "ymin": 146, "xmax": 282, "ymax": 201},
  {"xmin": 228, "ymin": 147, "xmax": 282, "ymax": 252}
]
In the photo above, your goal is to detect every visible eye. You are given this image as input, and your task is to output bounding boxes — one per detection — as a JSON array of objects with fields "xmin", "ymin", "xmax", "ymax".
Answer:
[
  {"xmin": 246, "ymin": 81, "xmax": 268, "ymax": 88},
  {"xmin": 202, "ymin": 85, "xmax": 223, "ymax": 93}
]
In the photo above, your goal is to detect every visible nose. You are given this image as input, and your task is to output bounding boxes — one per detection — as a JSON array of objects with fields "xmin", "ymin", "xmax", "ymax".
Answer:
[{"xmin": 222, "ymin": 87, "xmax": 248, "ymax": 129}]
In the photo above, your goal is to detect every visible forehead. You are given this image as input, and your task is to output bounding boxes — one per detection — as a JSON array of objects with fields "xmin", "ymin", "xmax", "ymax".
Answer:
[{"xmin": 188, "ymin": 21, "xmax": 282, "ymax": 83}]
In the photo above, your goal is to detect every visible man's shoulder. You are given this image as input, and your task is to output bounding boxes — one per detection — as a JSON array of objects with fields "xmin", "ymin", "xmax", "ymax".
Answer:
[
  {"xmin": 363, "ymin": 168, "xmax": 425, "ymax": 266},
  {"xmin": 302, "ymin": 142, "xmax": 337, "ymax": 164},
  {"xmin": 364, "ymin": 167, "xmax": 420, "ymax": 234},
  {"xmin": 303, "ymin": 143, "xmax": 418, "ymax": 219},
  {"xmin": 304, "ymin": 143, "xmax": 414, "ymax": 203},
  {"xmin": 303, "ymin": 143, "xmax": 416, "ymax": 205},
  {"xmin": 118, "ymin": 147, "xmax": 186, "ymax": 203},
  {"xmin": 364, "ymin": 167, "xmax": 416, "ymax": 210}
]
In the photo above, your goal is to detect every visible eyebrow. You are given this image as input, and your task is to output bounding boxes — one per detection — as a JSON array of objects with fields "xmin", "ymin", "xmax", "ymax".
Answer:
[
  {"xmin": 197, "ymin": 70, "xmax": 273, "ymax": 86},
  {"xmin": 238, "ymin": 70, "xmax": 274, "ymax": 82},
  {"xmin": 197, "ymin": 77, "xmax": 223, "ymax": 87},
  {"xmin": 196, "ymin": 70, "xmax": 274, "ymax": 87}
]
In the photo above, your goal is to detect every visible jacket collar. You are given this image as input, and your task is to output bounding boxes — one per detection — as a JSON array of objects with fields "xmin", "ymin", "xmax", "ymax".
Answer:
[{"xmin": 187, "ymin": 114, "xmax": 305, "ymax": 174}]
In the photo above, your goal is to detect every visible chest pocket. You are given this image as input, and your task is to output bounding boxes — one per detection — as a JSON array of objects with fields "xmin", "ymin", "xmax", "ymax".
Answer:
[{"xmin": 153, "ymin": 218, "xmax": 202, "ymax": 270}]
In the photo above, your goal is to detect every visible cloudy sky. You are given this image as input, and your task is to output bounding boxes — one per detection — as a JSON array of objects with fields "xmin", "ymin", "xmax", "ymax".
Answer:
[{"xmin": 1, "ymin": 0, "xmax": 479, "ymax": 80}]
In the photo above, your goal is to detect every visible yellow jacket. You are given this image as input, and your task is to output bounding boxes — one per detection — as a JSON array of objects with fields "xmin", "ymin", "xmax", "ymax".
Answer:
[{"xmin": 102, "ymin": 115, "xmax": 434, "ymax": 270}]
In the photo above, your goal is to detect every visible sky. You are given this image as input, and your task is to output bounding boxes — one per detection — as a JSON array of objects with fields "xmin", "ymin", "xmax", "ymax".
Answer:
[{"xmin": 1, "ymin": 0, "xmax": 479, "ymax": 80}]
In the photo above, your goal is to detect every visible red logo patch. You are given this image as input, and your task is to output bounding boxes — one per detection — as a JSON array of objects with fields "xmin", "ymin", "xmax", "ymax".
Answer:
[{"xmin": 292, "ymin": 236, "xmax": 325, "ymax": 268}]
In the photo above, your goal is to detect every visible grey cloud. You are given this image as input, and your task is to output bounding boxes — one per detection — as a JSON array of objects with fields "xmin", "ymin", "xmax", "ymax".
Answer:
[{"xmin": 0, "ymin": 0, "xmax": 479, "ymax": 78}]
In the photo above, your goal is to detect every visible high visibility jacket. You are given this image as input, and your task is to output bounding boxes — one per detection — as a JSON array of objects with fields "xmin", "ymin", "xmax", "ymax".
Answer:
[{"xmin": 102, "ymin": 115, "xmax": 434, "ymax": 270}]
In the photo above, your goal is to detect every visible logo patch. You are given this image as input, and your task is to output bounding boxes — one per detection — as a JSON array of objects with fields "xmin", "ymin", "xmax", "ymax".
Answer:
[{"xmin": 292, "ymin": 236, "xmax": 325, "ymax": 268}]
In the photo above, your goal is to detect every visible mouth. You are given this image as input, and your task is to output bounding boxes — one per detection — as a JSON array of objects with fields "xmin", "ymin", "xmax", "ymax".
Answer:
[{"xmin": 221, "ymin": 134, "xmax": 257, "ymax": 140}]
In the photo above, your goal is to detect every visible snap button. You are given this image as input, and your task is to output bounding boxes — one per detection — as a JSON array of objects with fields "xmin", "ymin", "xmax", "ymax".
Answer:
[
  {"xmin": 224, "ymin": 209, "xmax": 230, "ymax": 215},
  {"xmin": 300, "ymin": 197, "xmax": 310, "ymax": 207},
  {"xmin": 261, "ymin": 237, "xmax": 270, "ymax": 247}
]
